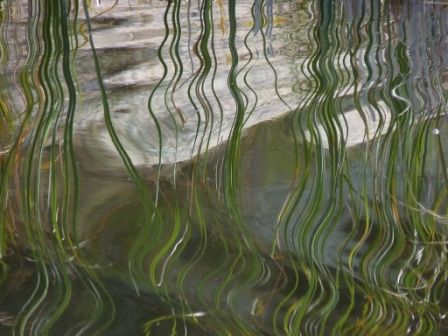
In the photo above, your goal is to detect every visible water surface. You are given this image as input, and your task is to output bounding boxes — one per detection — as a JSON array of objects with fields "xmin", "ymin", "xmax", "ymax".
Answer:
[{"xmin": 2, "ymin": 0, "xmax": 448, "ymax": 334}]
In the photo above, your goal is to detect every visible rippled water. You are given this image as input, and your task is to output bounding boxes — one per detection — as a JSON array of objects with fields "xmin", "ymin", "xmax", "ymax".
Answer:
[{"xmin": 2, "ymin": 0, "xmax": 448, "ymax": 334}]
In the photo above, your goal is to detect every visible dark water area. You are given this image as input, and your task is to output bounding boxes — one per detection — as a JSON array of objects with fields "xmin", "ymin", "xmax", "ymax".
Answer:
[{"xmin": 2, "ymin": 0, "xmax": 448, "ymax": 335}]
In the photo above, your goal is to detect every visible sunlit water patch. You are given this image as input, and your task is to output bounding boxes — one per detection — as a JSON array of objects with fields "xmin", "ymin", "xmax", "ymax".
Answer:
[{"xmin": 2, "ymin": 0, "xmax": 448, "ymax": 334}]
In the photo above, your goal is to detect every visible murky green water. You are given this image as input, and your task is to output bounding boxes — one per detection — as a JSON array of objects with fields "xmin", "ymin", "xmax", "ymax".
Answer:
[{"xmin": 2, "ymin": 0, "xmax": 448, "ymax": 334}]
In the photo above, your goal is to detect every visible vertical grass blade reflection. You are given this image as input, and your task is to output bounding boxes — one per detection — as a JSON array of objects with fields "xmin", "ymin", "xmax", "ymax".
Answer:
[{"xmin": 2, "ymin": 0, "xmax": 448, "ymax": 335}]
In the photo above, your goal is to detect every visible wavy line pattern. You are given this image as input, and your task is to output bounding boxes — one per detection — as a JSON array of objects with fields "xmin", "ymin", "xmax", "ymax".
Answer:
[{"xmin": 2, "ymin": 0, "xmax": 448, "ymax": 335}]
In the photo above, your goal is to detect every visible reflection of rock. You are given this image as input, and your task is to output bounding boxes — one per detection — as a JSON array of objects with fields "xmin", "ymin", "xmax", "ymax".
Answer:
[
  {"xmin": 71, "ymin": 0, "xmax": 302, "ymax": 176},
  {"xmin": 73, "ymin": 0, "xmax": 448, "ymax": 179},
  {"xmin": 64, "ymin": 3, "xmax": 448, "ymax": 304},
  {"xmin": 5, "ymin": 0, "xmax": 448, "ymax": 171},
  {"xmin": 71, "ymin": 104, "xmax": 448, "ymax": 330},
  {"xmin": 4, "ymin": 1, "xmax": 448, "ymax": 332},
  {"xmin": 303, "ymin": 100, "xmax": 391, "ymax": 148},
  {"xmin": 241, "ymin": 111, "xmax": 448, "ymax": 278}
]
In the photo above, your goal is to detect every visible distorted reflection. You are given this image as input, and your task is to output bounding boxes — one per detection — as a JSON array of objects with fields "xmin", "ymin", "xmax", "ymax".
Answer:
[{"xmin": 1, "ymin": 0, "xmax": 448, "ymax": 334}]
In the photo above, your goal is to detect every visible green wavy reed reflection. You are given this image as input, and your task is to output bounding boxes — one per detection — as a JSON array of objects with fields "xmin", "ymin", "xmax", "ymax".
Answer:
[{"xmin": 1, "ymin": 0, "xmax": 448, "ymax": 335}]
